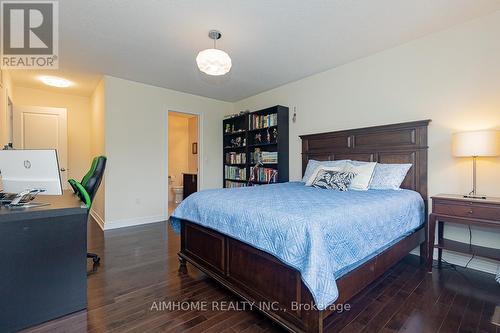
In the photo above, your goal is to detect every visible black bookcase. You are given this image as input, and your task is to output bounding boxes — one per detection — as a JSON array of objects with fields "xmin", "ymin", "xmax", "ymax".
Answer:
[{"xmin": 223, "ymin": 105, "xmax": 289, "ymax": 188}]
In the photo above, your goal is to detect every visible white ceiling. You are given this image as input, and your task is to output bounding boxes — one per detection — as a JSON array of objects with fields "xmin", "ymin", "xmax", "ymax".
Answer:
[
  {"xmin": 10, "ymin": 1, "xmax": 500, "ymax": 101},
  {"xmin": 9, "ymin": 69, "xmax": 102, "ymax": 97}
]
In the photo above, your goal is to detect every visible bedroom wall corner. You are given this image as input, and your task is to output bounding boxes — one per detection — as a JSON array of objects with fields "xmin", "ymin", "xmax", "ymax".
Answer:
[{"xmin": 103, "ymin": 76, "xmax": 232, "ymax": 229}]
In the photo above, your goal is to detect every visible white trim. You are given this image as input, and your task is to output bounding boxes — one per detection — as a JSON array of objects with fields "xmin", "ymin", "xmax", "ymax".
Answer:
[
  {"xmin": 411, "ymin": 248, "xmax": 498, "ymax": 274},
  {"xmin": 103, "ymin": 214, "xmax": 166, "ymax": 230},
  {"xmin": 90, "ymin": 208, "xmax": 105, "ymax": 230},
  {"xmin": 436, "ymin": 249, "xmax": 498, "ymax": 274}
]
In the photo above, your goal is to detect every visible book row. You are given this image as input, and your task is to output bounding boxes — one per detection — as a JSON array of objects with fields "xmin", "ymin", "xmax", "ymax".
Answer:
[
  {"xmin": 225, "ymin": 152, "xmax": 246, "ymax": 164},
  {"xmin": 250, "ymin": 113, "xmax": 278, "ymax": 130},
  {"xmin": 224, "ymin": 166, "xmax": 247, "ymax": 180},
  {"xmin": 250, "ymin": 167, "xmax": 278, "ymax": 183},
  {"xmin": 224, "ymin": 181, "xmax": 248, "ymax": 188},
  {"xmin": 250, "ymin": 151, "xmax": 278, "ymax": 164}
]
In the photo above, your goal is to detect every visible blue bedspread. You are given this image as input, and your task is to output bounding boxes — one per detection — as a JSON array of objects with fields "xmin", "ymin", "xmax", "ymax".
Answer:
[{"xmin": 170, "ymin": 182, "xmax": 424, "ymax": 309}]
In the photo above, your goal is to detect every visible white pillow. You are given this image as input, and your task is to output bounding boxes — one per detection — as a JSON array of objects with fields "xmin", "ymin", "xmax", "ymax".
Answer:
[
  {"xmin": 370, "ymin": 163, "xmax": 412, "ymax": 190},
  {"xmin": 343, "ymin": 161, "xmax": 377, "ymax": 191},
  {"xmin": 302, "ymin": 159, "xmax": 350, "ymax": 183},
  {"xmin": 305, "ymin": 166, "xmax": 343, "ymax": 186}
]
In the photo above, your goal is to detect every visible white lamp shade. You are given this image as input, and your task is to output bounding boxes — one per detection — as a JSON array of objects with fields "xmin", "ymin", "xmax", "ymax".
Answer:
[
  {"xmin": 196, "ymin": 48, "xmax": 232, "ymax": 76},
  {"xmin": 452, "ymin": 130, "xmax": 500, "ymax": 157}
]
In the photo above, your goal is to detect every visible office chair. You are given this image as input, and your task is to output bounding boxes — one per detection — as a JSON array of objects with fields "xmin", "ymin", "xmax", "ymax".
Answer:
[
  {"xmin": 68, "ymin": 157, "xmax": 98, "ymax": 194},
  {"xmin": 71, "ymin": 156, "xmax": 107, "ymax": 264}
]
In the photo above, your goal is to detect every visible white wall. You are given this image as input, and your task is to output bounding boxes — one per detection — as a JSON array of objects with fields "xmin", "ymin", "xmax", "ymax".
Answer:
[
  {"xmin": 234, "ymin": 12, "xmax": 500, "ymax": 273},
  {"xmin": 90, "ymin": 79, "xmax": 106, "ymax": 227},
  {"xmin": 103, "ymin": 76, "xmax": 232, "ymax": 229}
]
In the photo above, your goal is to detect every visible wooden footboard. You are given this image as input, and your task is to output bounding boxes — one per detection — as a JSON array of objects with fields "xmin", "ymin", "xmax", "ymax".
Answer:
[{"xmin": 178, "ymin": 220, "xmax": 426, "ymax": 333}]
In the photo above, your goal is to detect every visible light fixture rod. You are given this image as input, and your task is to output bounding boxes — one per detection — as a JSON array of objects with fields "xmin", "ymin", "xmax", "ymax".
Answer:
[{"xmin": 208, "ymin": 30, "xmax": 222, "ymax": 49}]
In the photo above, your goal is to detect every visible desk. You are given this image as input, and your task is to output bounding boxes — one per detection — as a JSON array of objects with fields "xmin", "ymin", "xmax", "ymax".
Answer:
[{"xmin": 0, "ymin": 191, "xmax": 88, "ymax": 332}]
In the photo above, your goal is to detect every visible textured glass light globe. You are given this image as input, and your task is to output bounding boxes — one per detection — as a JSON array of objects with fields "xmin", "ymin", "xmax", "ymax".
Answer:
[
  {"xmin": 196, "ymin": 48, "xmax": 232, "ymax": 76},
  {"xmin": 39, "ymin": 76, "xmax": 72, "ymax": 87}
]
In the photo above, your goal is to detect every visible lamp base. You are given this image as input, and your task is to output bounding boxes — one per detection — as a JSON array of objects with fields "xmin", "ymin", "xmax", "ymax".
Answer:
[{"xmin": 463, "ymin": 193, "xmax": 487, "ymax": 200}]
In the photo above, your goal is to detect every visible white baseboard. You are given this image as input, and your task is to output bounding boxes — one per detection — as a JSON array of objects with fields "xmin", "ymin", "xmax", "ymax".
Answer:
[
  {"xmin": 89, "ymin": 209, "xmax": 105, "ymax": 230},
  {"xmin": 410, "ymin": 248, "xmax": 498, "ymax": 274},
  {"xmin": 103, "ymin": 214, "xmax": 166, "ymax": 230}
]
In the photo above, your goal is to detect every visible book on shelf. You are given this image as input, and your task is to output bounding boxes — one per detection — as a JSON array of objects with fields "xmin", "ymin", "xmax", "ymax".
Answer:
[
  {"xmin": 250, "ymin": 151, "xmax": 278, "ymax": 164},
  {"xmin": 225, "ymin": 181, "xmax": 248, "ymax": 188},
  {"xmin": 225, "ymin": 152, "xmax": 246, "ymax": 164},
  {"xmin": 224, "ymin": 166, "xmax": 247, "ymax": 180},
  {"xmin": 250, "ymin": 167, "xmax": 278, "ymax": 183},
  {"xmin": 250, "ymin": 113, "xmax": 278, "ymax": 130}
]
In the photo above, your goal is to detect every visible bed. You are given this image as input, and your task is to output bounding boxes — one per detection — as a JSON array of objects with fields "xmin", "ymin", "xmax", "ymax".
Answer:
[{"xmin": 172, "ymin": 120, "xmax": 430, "ymax": 333}]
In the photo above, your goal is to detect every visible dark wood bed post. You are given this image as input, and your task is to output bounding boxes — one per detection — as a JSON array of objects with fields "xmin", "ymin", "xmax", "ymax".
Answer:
[
  {"xmin": 178, "ymin": 256, "xmax": 187, "ymax": 273},
  {"xmin": 178, "ymin": 120, "xmax": 430, "ymax": 333}
]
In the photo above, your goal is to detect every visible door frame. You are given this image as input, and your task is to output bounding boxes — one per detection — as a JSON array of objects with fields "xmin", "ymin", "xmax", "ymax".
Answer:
[
  {"xmin": 12, "ymin": 105, "xmax": 69, "ymax": 188},
  {"xmin": 7, "ymin": 95, "xmax": 13, "ymax": 145},
  {"xmin": 164, "ymin": 109, "xmax": 202, "ymax": 213}
]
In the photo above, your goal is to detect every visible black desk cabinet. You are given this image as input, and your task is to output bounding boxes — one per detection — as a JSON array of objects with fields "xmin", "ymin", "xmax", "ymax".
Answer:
[{"xmin": 0, "ymin": 192, "xmax": 88, "ymax": 332}]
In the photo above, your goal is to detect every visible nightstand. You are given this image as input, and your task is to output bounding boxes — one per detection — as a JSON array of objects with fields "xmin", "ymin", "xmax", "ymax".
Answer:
[{"xmin": 427, "ymin": 194, "xmax": 500, "ymax": 272}]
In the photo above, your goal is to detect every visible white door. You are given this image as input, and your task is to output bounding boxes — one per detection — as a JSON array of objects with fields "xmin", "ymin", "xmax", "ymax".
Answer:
[{"xmin": 13, "ymin": 106, "xmax": 69, "ymax": 188}]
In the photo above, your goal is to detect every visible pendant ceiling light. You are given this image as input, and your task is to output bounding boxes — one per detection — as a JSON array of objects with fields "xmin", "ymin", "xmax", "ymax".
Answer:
[{"xmin": 196, "ymin": 30, "xmax": 232, "ymax": 76}]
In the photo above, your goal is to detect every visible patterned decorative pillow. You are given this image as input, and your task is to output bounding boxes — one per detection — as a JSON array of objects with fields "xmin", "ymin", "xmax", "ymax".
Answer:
[
  {"xmin": 311, "ymin": 170, "xmax": 357, "ymax": 191},
  {"xmin": 302, "ymin": 159, "xmax": 351, "ymax": 183},
  {"xmin": 305, "ymin": 166, "xmax": 343, "ymax": 186},
  {"xmin": 370, "ymin": 163, "xmax": 412, "ymax": 190}
]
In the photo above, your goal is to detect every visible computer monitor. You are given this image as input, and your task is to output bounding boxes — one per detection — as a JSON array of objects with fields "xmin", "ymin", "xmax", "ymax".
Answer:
[{"xmin": 0, "ymin": 149, "xmax": 62, "ymax": 195}]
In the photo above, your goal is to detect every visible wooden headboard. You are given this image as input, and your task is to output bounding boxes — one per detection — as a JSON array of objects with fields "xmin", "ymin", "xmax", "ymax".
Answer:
[{"xmin": 300, "ymin": 120, "xmax": 430, "ymax": 201}]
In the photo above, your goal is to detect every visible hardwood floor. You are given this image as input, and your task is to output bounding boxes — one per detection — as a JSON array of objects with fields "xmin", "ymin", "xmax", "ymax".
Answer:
[{"xmin": 23, "ymin": 218, "xmax": 499, "ymax": 333}]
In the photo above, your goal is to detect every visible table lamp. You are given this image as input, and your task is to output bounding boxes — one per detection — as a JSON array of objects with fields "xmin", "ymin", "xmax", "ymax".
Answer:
[{"xmin": 452, "ymin": 130, "xmax": 500, "ymax": 199}]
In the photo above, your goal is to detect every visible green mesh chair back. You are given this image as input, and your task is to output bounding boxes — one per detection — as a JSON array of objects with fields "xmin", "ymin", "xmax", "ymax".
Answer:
[
  {"xmin": 83, "ymin": 156, "xmax": 106, "ymax": 205},
  {"xmin": 68, "ymin": 156, "xmax": 106, "ymax": 209},
  {"xmin": 81, "ymin": 157, "xmax": 98, "ymax": 187}
]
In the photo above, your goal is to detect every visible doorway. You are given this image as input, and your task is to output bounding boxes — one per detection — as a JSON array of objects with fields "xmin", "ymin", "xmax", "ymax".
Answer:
[
  {"xmin": 12, "ymin": 106, "xmax": 69, "ymax": 188},
  {"xmin": 167, "ymin": 111, "xmax": 199, "ymax": 213},
  {"xmin": 6, "ymin": 96, "xmax": 13, "ymax": 145}
]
